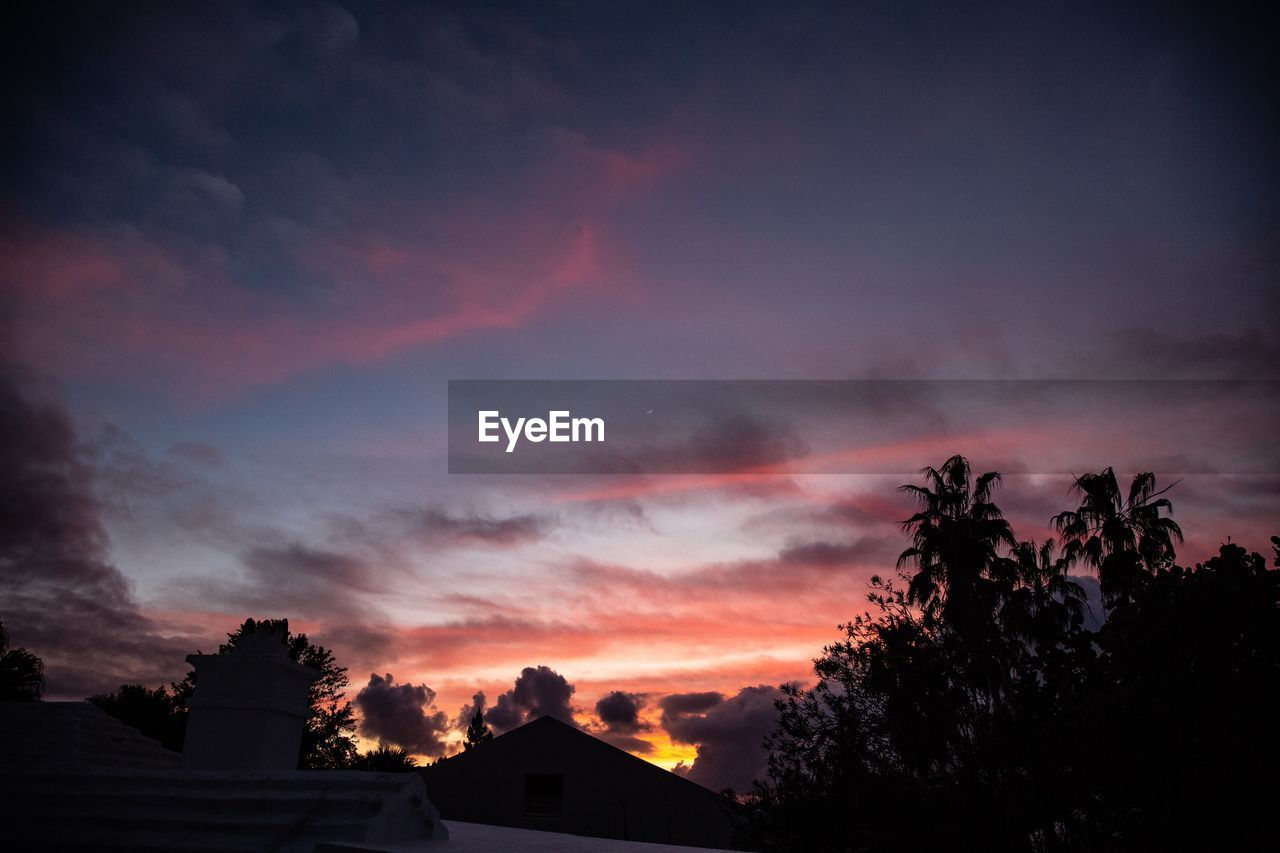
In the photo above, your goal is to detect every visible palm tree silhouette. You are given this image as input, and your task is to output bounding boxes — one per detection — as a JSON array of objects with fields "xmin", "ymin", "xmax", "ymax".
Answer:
[
  {"xmin": 999, "ymin": 539, "xmax": 1086, "ymax": 648},
  {"xmin": 1052, "ymin": 468, "xmax": 1182, "ymax": 607},
  {"xmin": 354, "ymin": 745, "xmax": 418, "ymax": 772},
  {"xmin": 896, "ymin": 455, "xmax": 1016, "ymax": 627}
]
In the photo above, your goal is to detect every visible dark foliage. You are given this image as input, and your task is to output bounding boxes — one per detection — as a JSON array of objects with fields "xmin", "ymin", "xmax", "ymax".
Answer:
[
  {"xmin": 169, "ymin": 618, "xmax": 357, "ymax": 768},
  {"xmin": 186, "ymin": 618, "xmax": 357, "ymax": 769},
  {"xmin": 86, "ymin": 618, "xmax": 357, "ymax": 768},
  {"xmin": 86, "ymin": 683, "xmax": 185, "ymax": 751},
  {"xmin": 463, "ymin": 705, "xmax": 494, "ymax": 750},
  {"xmin": 353, "ymin": 744, "xmax": 418, "ymax": 772},
  {"xmin": 746, "ymin": 457, "xmax": 1279, "ymax": 852},
  {"xmin": 0, "ymin": 618, "xmax": 44, "ymax": 701}
]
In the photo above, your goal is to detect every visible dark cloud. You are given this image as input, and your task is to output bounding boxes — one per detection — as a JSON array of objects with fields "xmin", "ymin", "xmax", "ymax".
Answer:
[
  {"xmin": 482, "ymin": 694, "xmax": 521, "ymax": 733},
  {"xmin": 650, "ymin": 413, "xmax": 809, "ymax": 475},
  {"xmin": 593, "ymin": 690, "xmax": 653, "ymax": 753},
  {"xmin": 90, "ymin": 424, "xmax": 238, "ymax": 537},
  {"xmin": 454, "ymin": 690, "xmax": 488, "ymax": 731},
  {"xmin": 0, "ymin": 362, "xmax": 195, "ymax": 697},
  {"xmin": 659, "ymin": 691, "xmax": 725, "ymax": 720},
  {"xmin": 321, "ymin": 622, "xmax": 396, "ymax": 664},
  {"xmin": 595, "ymin": 690, "xmax": 645, "ymax": 733},
  {"xmin": 318, "ymin": 505, "xmax": 555, "ymax": 557},
  {"xmin": 741, "ymin": 491, "xmax": 902, "ymax": 534},
  {"xmin": 1170, "ymin": 476, "xmax": 1280, "ymax": 545},
  {"xmin": 481, "ymin": 665, "xmax": 577, "ymax": 734},
  {"xmin": 599, "ymin": 733, "xmax": 654, "ymax": 754},
  {"xmin": 1096, "ymin": 328, "xmax": 1280, "ymax": 380},
  {"xmin": 5, "ymin": 0, "xmax": 1275, "ymax": 413},
  {"xmin": 684, "ymin": 534, "xmax": 896, "ymax": 595},
  {"xmin": 662, "ymin": 685, "xmax": 781, "ymax": 793},
  {"xmin": 172, "ymin": 542, "xmax": 395, "ymax": 646},
  {"xmin": 776, "ymin": 538, "xmax": 894, "ymax": 567},
  {"xmin": 87, "ymin": 424, "xmax": 402, "ymax": 676},
  {"xmin": 390, "ymin": 507, "xmax": 553, "ymax": 548},
  {"xmin": 241, "ymin": 544, "xmax": 377, "ymax": 595},
  {"xmin": 353, "ymin": 672, "xmax": 451, "ymax": 758}
]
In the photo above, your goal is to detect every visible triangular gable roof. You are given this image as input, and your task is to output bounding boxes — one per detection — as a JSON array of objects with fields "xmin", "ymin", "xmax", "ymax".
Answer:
[{"xmin": 435, "ymin": 714, "xmax": 727, "ymax": 801}]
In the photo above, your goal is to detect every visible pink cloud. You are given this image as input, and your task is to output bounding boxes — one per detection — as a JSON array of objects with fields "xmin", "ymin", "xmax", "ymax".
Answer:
[
  {"xmin": 4, "ymin": 132, "xmax": 692, "ymax": 402},
  {"xmin": 5, "ymin": 216, "xmax": 603, "ymax": 402}
]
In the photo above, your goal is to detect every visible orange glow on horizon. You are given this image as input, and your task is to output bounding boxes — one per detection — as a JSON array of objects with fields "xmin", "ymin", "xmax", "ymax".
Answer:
[{"xmin": 634, "ymin": 729, "xmax": 699, "ymax": 772}]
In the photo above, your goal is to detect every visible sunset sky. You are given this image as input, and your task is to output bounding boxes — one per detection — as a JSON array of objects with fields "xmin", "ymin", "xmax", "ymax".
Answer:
[{"xmin": 2, "ymin": 1, "xmax": 1276, "ymax": 791}]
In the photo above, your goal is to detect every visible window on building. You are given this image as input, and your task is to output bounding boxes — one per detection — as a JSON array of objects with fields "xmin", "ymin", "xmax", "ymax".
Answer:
[{"xmin": 523, "ymin": 773, "xmax": 564, "ymax": 816}]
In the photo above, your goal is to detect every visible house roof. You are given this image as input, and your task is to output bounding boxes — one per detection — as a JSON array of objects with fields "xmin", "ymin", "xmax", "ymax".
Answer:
[{"xmin": 429, "ymin": 714, "xmax": 726, "ymax": 800}]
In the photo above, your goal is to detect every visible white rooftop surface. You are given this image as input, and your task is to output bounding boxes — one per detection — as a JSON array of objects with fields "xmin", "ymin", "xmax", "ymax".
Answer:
[{"xmin": 321, "ymin": 820, "xmax": 742, "ymax": 853}]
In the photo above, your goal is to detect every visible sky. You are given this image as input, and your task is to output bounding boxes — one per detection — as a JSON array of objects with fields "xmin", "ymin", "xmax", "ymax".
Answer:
[{"xmin": 2, "ymin": 0, "xmax": 1277, "ymax": 791}]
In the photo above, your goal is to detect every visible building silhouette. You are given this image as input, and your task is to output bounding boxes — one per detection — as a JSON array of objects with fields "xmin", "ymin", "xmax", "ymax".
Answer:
[{"xmin": 422, "ymin": 715, "xmax": 737, "ymax": 849}]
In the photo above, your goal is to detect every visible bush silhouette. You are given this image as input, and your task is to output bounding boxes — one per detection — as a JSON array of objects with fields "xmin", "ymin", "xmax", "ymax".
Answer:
[
  {"xmin": 87, "ymin": 683, "xmax": 185, "ymax": 751},
  {"xmin": 0, "ymin": 619, "xmax": 44, "ymax": 701},
  {"xmin": 353, "ymin": 744, "xmax": 418, "ymax": 772}
]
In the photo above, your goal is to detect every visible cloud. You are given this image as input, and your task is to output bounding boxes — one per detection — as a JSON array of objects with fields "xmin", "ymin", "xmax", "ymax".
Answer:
[
  {"xmin": 2, "ymin": 0, "xmax": 696, "ymax": 403},
  {"xmin": 0, "ymin": 360, "xmax": 197, "ymax": 697},
  {"xmin": 482, "ymin": 665, "xmax": 577, "ymax": 734},
  {"xmin": 776, "ymin": 538, "xmax": 894, "ymax": 567},
  {"xmin": 740, "ymin": 489, "xmax": 903, "ymax": 535},
  {"xmin": 91, "ymin": 423, "xmax": 236, "ymax": 535},
  {"xmin": 388, "ymin": 507, "xmax": 554, "ymax": 548},
  {"xmin": 633, "ymin": 413, "xmax": 810, "ymax": 475},
  {"xmin": 242, "ymin": 544, "xmax": 377, "ymax": 594},
  {"xmin": 1070, "ymin": 574, "xmax": 1106, "ymax": 632},
  {"xmin": 1093, "ymin": 328, "xmax": 1280, "ymax": 380},
  {"xmin": 173, "ymin": 168, "xmax": 245, "ymax": 209},
  {"xmin": 353, "ymin": 672, "xmax": 451, "ymax": 757},
  {"xmin": 84, "ymin": 420, "xmax": 407, "ymax": 678},
  {"xmin": 591, "ymin": 690, "xmax": 654, "ymax": 753},
  {"xmin": 599, "ymin": 733, "xmax": 655, "ymax": 754},
  {"xmin": 192, "ymin": 543, "xmax": 394, "ymax": 632},
  {"xmin": 595, "ymin": 690, "xmax": 646, "ymax": 733},
  {"xmin": 569, "ymin": 532, "xmax": 894, "ymax": 605},
  {"xmin": 86, "ymin": 422, "xmax": 276, "ymax": 558},
  {"xmin": 454, "ymin": 690, "xmax": 488, "ymax": 731},
  {"xmin": 661, "ymin": 685, "xmax": 781, "ymax": 793},
  {"xmin": 0, "ymin": 219, "xmax": 611, "ymax": 402},
  {"xmin": 659, "ymin": 691, "xmax": 724, "ymax": 720}
]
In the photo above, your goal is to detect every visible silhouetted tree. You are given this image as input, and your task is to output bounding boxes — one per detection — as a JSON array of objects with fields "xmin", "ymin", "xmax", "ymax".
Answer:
[
  {"xmin": 353, "ymin": 744, "xmax": 418, "ymax": 772},
  {"xmin": 86, "ymin": 683, "xmax": 185, "ymax": 751},
  {"xmin": 897, "ymin": 455, "xmax": 1016, "ymax": 629},
  {"xmin": 896, "ymin": 455, "xmax": 1023, "ymax": 709},
  {"xmin": 1074, "ymin": 537, "xmax": 1280, "ymax": 850},
  {"xmin": 999, "ymin": 539, "xmax": 1085, "ymax": 649},
  {"xmin": 1052, "ymin": 468, "xmax": 1182, "ymax": 607},
  {"xmin": 746, "ymin": 458, "xmax": 1279, "ymax": 853},
  {"xmin": 463, "ymin": 705, "xmax": 493, "ymax": 750},
  {"xmin": 174, "ymin": 618, "xmax": 358, "ymax": 769},
  {"xmin": 0, "ymin": 619, "xmax": 44, "ymax": 701}
]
